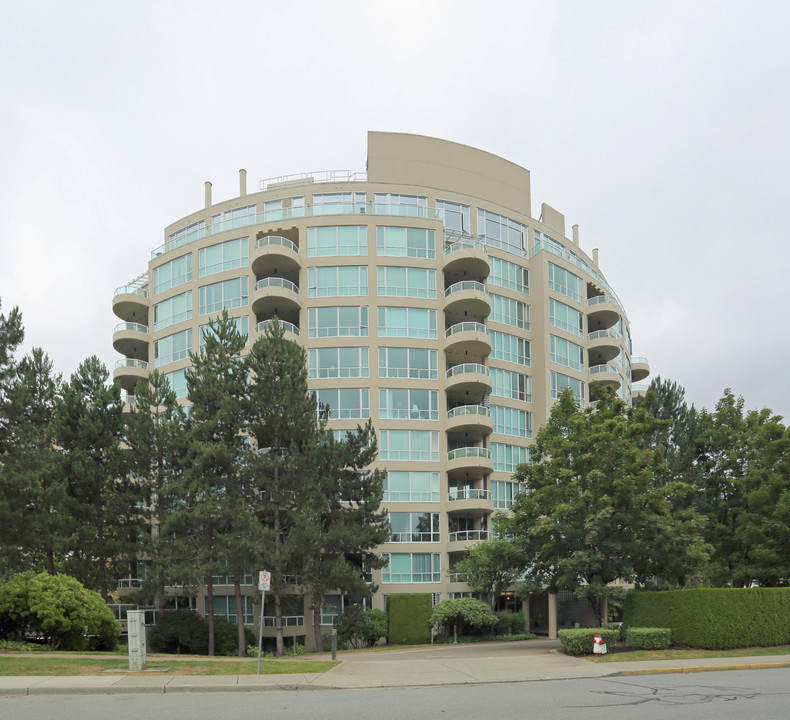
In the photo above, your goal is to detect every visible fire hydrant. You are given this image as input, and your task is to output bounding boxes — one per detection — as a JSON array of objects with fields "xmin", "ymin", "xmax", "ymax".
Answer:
[{"xmin": 593, "ymin": 633, "xmax": 607, "ymax": 655}]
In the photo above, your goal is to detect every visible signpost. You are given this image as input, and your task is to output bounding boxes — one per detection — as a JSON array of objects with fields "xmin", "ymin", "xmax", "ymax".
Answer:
[{"xmin": 256, "ymin": 570, "xmax": 271, "ymax": 674}]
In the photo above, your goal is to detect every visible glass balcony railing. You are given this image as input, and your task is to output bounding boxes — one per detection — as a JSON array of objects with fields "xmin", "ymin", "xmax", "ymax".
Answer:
[
  {"xmin": 256, "ymin": 319, "xmax": 300, "ymax": 336},
  {"xmin": 446, "ymin": 363, "xmax": 489, "ymax": 379},
  {"xmin": 631, "ymin": 356, "xmax": 649, "ymax": 365},
  {"xmin": 446, "ymin": 321, "xmax": 488, "ymax": 337},
  {"xmin": 445, "ymin": 281, "xmax": 487, "ymax": 297},
  {"xmin": 254, "ymin": 235, "xmax": 298, "ymax": 253},
  {"xmin": 588, "ymin": 294, "xmax": 619, "ymax": 308},
  {"xmin": 632, "ymin": 384, "xmax": 649, "ymax": 393},
  {"xmin": 263, "ymin": 615, "xmax": 304, "ymax": 627},
  {"xmin": 447, "ymin": 447, "xmax": 491, "ymax": 461},
  {"xmin": 444, "ymin": 237, "xmax": 487, "ymax": 256},
  {"xmin": 446, "ymin": 405, "xmax": 490, "ymax": 421},
  {"xmin": 449, "ymin": 487, "xmax": 491, "ymax": 501},
  {"xmin": 114, "ymin": 359, "xmax": 149, "ymax": 370},
  {"xmin": 114, "ymin": 286, "xmax": 148, "ymax": 298},
  {"xmin": 389, "ymin": 532, "xmax": 440, "ymax": 543},
  {"xmin": 449, "ymin": 530, "xmax": 491, "ymax": 542},
  {"xmin": 122, "ymin": 395, "xmax": 138, "ymax": 405},
  {"xmin": 114, "ymin": 322, "xmax": 149, "ymax": 334},
  {"xmin": 255, "ymin": 277, "xmax": 298, "ymax": 293},
  {"xmin": 588, "ymin": 329, "xmax": 619, "ymax": 341},
  {"xmin": 589, "ymin": 364, "xmax": 619, "ymax": 375}
]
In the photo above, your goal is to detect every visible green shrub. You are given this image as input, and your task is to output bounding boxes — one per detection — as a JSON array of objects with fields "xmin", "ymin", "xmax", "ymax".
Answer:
[
  {"xmin": 624, "ymin": 588, "xmax": 790, "ymax": 650},
  {"xmin": 494, "ymin": 611, "xmax": 526, "ymax": 635},
  {"xmin": 335, "ymin": 606, "xmax": 387, "ymax": 648},
  {"xmin": 605, "ymin": 622, "xmax": 626, "ymax": 642},
  {"xmin": 388, "ymin": 594, "xmax": 432, "ymax": 644},
  {"xmin": 558, "ymin": 628, "xmax": 619, "ymax": 656},
  {"xmin": 430, "ymin": 599, "xmax": 497, "ymax": 636},
  {"xmin": 213, "ymin": 617, "xmax": 255, "ymax": 656},
  {"xmin": 149, "ymin": 610, "xmax": 208, "ymax": 654},
  {"xmin": 369, "ymin": 608, "xmax": 388, "ymax": 641},
  {"xmin": 625, "ymin": 627, "xmax": 672, "ymax": 650}
]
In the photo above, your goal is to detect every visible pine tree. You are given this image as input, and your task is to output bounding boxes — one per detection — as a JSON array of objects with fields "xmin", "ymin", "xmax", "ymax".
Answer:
[{"xmin": 0, "ymin": 299, "xmax": 24, "ymax": 456}]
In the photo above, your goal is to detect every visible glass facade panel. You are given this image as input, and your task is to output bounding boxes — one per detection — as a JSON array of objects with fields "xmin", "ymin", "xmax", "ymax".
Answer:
[
  {"xmin": 308, "ymin": 306, "xmax": 369, "ymax": 338},
  {"xmin": 211, "ymin": 205, "xmax": 256, "ymax": 231},
  {"xmin": 378, "ymin": 347, "xmax": 437, "ymax": 380},
  {"xmin": 491, "ymin": 405, "xmax": 532, "ymax": 438},
  {"xmin": 436, "ymin": 200, "xmax": 470, "ymax": 233},
  {"xmin": 548, "ymin": 262, "xmax": 583, "ymax": 303},
  {"xmin": 490, "ymin": 368, "xmax": 531, "ymax": 402},
  {"xmin": 491, "ymin": 442, "xmax": 529, "ymax": 473},
  {"xmin": 154, "ymin": 328, "xmax": 193, "ymax": 368},
  {"xmin": 379, "ymin": 388, "xmax": 438, "ymax": 420},
  {"xmin": 199, "ymin": 237, "xmax": 248, "ymax": 277},
  {"xmin": 374, "ymin": 193, "xmax": 428, "ymax": 215},
  {"xmin": 379, "ymin": 430, "xmax": 439, "ymax": 462},
  {"xmin": 550, "ymin": 335, "xmax": 585, "ymax": 371},
  {"xmin": 199, "ymin": 316, "xmax": 248, "ymax": 349},
  {"xmin": 153, "ymin": 254, "xmax": 192, "ymax": 295},
  {"xmin": 388, "ymin": 512, "xmax": 440, "ymax": 542},
  {"xmin": 489, "ymin": 330, "xmax": 530, "ymax": 366},
  {"xmin": 376, "ymin": 227, "xmax": 435, "ymax": 259},
  {"xmin": 308, "ymin": 266, "xmax": 368, "ymax": 297},
  {"xmin": 489, "ymin": 293, "xmax": 529, "ymax": 330},
  {"xmin": 383, "ymin": 471, "xmax": 440, "ymax": 502},
  {"xmin": 381, "ymin": 553, "xmax": 441, "ymax": 583},
  {"xmin": 204, "ymin": 595, "xmax": 254, "ymax": 625},
  {"xmin": 307, "ymin": 226, "xmax": 367, "ymax": 256},
  {"xmin": 477, "ymin": 209, "xmax": 528, "ymax": 255},
  {"xmin": 163, "ymin": 368, "xmax": 188, "ymax": 399},
  {"xmin": 198, "ymin": 277, "xmax": 249, "ymax": 316},
  {"xmin": 492, "ymin": 481, "xmax": 524, "ymax": 509},
  {"xmin": 551, "ymin": 371, "xmax": 586, "ymax": 406},
  {"xmin": 549, "ymin": 298, "xmax": 584, "ymax": 337},
  {"xmin": 377, "ymin": 307, "xmax": 437, "ymax": 339},
  {"xmin": 377, "ymin": 266, "xmax": 436, "ymax": 299},
  {"xmin": 309, "ymin": 347, "xmax": 369, "ymax": 378},
  {"xmin": 153, "ymin": 290, "xmax": 192, "ymax": 331},
  {"xmin": 489, "ymin": 256, "xmax": 528, "ymax": 294},
  {"xmin": 315, "ymin": 388, "xmax": 370, "ymax": 419}
]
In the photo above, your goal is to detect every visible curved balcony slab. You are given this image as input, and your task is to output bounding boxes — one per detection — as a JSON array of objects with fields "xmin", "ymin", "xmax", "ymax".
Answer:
[
  {"xmin": 444, "ymin": 322, "xmax": 491, "ymax": 360},
  {"xmin": 251, "ymin": 235, "xmax": 301, "ymax": 277},
  {"xmin": 445, "ymin": 363, "xmax": 492, "ymax": 403},
  {"xmin": 446, "ymin": 405, "xmax": 493, "ymax": 438},
  {"xmin": 448, "ymin": 529, "xmax": 492, "ymax": 551},
  {"xmin": 112, "ymin": 322, "xmax": 149, "ymax": 359},
  {"xmin": 443, "ymin": 281, "xmax": 490, "ymax": 319},
  {"xmin": 589, "ymin": 363, "xmax": 623, "ymax": 389},
  {"xmin": 447, "ymin": 489, "xmax": 495, "ymax": 517},
  {"xmin": 446, "ymin": 447, "xmax": 493, "ymax": 480},
  {"xmin": 587, "ymin": 294, "xmax": 620, "ymax": 331},
  {"xmin": 587, "ymin": 329, "xmax": 621, "ymax": 364},
  {"xmin": 251, "ymin": 277, "xmax": 301, "ymax": 316},
  {"xmin": 112, "ymin": 287, "xmax": 149, "ymax": 324},
  {"xmin": 255, "ymin": 319, "xmax": 301, "ymax": 343},
  {"xmin": 630, "ymin": 356, "xmax": 650, "ymax": 382},
  {"xmin": 113, "ymin": 359, "xmax": 149, "ymax": 393},
  {"xmin": 443, "ymin": 238, "xmax": 489, "ymax": 280}
]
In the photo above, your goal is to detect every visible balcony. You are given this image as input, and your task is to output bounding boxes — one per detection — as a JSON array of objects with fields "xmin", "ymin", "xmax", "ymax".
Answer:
[
  {"xmin": 112, "ymin": 322, "xmax": 149, "ymax": 359},
  {"xmin": 443, "ymin": 281, "xmax": 490, "ymax": 319},
  {"xmin": 630, "ymin": 356, "xmax": 650, "ymax": 382},
  {"xmin": 255, "ymin": 319, "xmax": 300, "ymax": 342},
  {"xmin": 445, "ymin": 363, "xmax": 492, "ymax": 404},
  {"xmin": 443, "ymin": 237, "xmax": 489, "ymax": 280},
  {"xmin": 113, "ymin": 358, "xmax": 149, "ymax": 393},
  {"xmin": 448, "ymin": 529, "xmax": 492, "ymax": 550},
  {"xmin": 446, "ymin": 446, "xmax": 493, "ymax": 480},
  {"xmin": 587, "ymin": 328, "xmax": 620, "ymax": 364},
  {"xmin": 448, "ymin": 487, "xmax": 494, "ymax": 517},
  {"xmin": 251, "ymin": 234, "xmax": 301, "ymax": 277},
  {"xmin": 631, "ymin": 383, "xmax": 649, "ymax": 399},
  {"xmin": 444, "ymin": 321, "xmax": 491, "ymax": 361},
  {"xmin": 251, "ymin": 277, "xmax": 301, "ymax": 316},
  {"xmin": 589, "ymin": 363, "xmax": 622, "ymax": 389},
  {"xmin": 112, "ymin": 285, "xmax": 149, "ymax": 324},
  {"xmin": 446, "ymin": 404, "xmax": 493, "ymax": 438},
  {"xmin": 587, "ymin": 294, "xmax": 620, "ymax": 331}
]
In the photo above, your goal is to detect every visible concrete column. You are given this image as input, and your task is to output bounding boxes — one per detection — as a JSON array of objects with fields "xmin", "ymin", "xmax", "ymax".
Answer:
[
  {"xmin": 204, "ymin": 181, "xmax": 212, "ymax": 208},
  {"xmin": 548, "ymin": 593, "xmax": 558, "ymax": 639},
  {"xmin": 240, "ymin": 168, "xmax": 247, "ymax": 197}
]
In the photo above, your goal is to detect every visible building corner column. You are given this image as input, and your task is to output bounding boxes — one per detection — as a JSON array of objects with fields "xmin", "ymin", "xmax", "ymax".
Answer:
[{"xmin": 548, "ymin": 593, "xmax": 558, "ymax": 639}]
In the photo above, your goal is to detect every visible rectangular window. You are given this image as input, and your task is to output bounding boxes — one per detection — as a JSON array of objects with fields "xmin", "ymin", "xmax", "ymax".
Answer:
[
  {"xmin": 153, "ymin": 254, "xmax": 192, "ymax": 295},
  {"xmin": 378, "ymin": 347, "xmax": 438, "ymax": 380},
  {"xmin": 263, "ymin": 199, "xmax": 283, "ymax": 221},
  {"xmin": 379, "ymin": 430, "xmax": 439, "ymax": 462},
  {"xmin": 492, "ymin": 481, "xmax": 524, "ymax": 509},
  {"xmin": 381, "ymin": 553, "xmax": 441, "ymax": 583},
  {"xmin": 309, "ymin": 347, "xmax": 369, "ymax": 379},
  {"xmin": 307, "ymin": 265, "xmax": 368, "ymax": 297},
  {"xmin": 308, "ymin": 306, "xmax": 368, "ymax": 338},
  {"xmin": 489, "ymin": 256, "xmax": 528, "ymax": 295},
  {"xmin": 436, "ymin": 200, "xmax": 470, "ymax": 233},
  {"xmin": 383, "ymin": 471, "xmax": 440, "ymax": 502},
  {"xmin": 491, "ymin": 442, "xmax": 529, "ymax": 473},
  {"xmin": 154, "ymin": 328, "xmax": 193, "ymax": 368},
  {"xmin": 199, "ymin": 316, "xmax": 249, "ymax": 349},
  {"xmin": 477, "ymin": 208, "xmax": 528, "ymax": 255},
  {"xmin": 153, "ymin": 290, "xmax": 192, "ymax": 331},
  {"xmin": 550, "ymin": 335, "xmax": 585, "ymax": 371},
  {"xmin": 204, "ymin": 595, "xmax": 254, "ymax": 625},
  {"xmin": 199, "ymin": 277, "xmax": 249, "ymax": 316},
  {"xmin": 163, "ymin": 368, "xmax": 188, "ymax": 399},
  {"xmin": 307, "ymin": 226, "xmax": 367, "ymax": 257},
  {"xmin": 210, "ymin": 204, "xmax": 256, "ymax": 231},
  {"xmin": 315, "ymin": 388, "xmax": 370, "ymax": 420},
  {"xmin": 320, "ymin": 594, "xmax": 349, "ymax": 625},
  {"xmin": 490, "ymin": 368, "xmax": 531, "ymax": 402},
  {"xmin": 549, "ymin": 298, "xmax": 584, "ymax": 337},
  {"xmin": 377, "ymin": 307, "xmax": 437, "ymax": 339},
  {"xmin": 211, "ymin": 573, "xmax": 254, "ymax": 586},
  {"xmin": 489, "ymin": 293, "xmax": 529, "ymax": 330},
  {"xmin": 377, "ymin": 266, "xmax": 436, "ymax": 299},
  {"xmin": 374, "ymin": 193, "xmax": 428, "ymax": 216},
  {"xmin": 168, "ymin": 220, "xmax": 206, "ymax": 247},
  {"xmin": 379, "ymin": 388, "xmax": 438, "ymax": 420},
  {"xmin": 489, "ymin": 330, "xmax": 530, "ymax": 366},
  {"xmin": 551, "ymin": 371, "xmax": 586, "ymax": 407},
  {"xmin": 311, "ymin": 192, "xmax": 366, "ymax": 215},
  {"xmin": 388, "ymin": 512, "xmax": 440, "ymax": 543},
  {"xmin": 491, "ymin": 405, "xmax": 532, "ymax": 438},
  {"xmin": 548, "ymin": 262, "xmax": 583, "ymax": 303},
  {"xmin": 199, "ymin": 237, "xmax": 248, "ymax": 277},
  {"xmin": 376, "ymin": 227, "xmax": 435, "ymax": 259}
]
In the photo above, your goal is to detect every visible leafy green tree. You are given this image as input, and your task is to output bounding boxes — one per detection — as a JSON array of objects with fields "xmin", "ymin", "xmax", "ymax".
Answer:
[
  {"xmin": 429, "ymin": 598, "xmax": 497, "ymax": 636},
  {"xmin": 503, "ymin": 386, "xmax": 707, "ymax": 625},
  {"xmin": 452, "ymin": 535, "xmax": 523, "ymax": 610},
  {"xmin": 148, "ymin": 609, "xmax": 208, "ymax": 654},
  {"xmin": 0, "ymin": 572, "xmax": 120, "ymax": 650},
  {"xmin": 334, "ymin": 605, "xmax": 386, "ymax": 648},
  {"xmin": 55, "ymin": 356, "xmax": 141, "ymax": 599}
]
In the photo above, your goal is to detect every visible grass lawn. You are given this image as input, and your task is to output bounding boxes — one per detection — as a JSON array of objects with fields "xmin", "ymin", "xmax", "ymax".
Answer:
[
  {"xmin": 0, "ymin": 655, "xmax": 338, "ymax": 676},
  {"xmin": 588, "ymin": 645, "xmax": 790, "ymax": 663}
]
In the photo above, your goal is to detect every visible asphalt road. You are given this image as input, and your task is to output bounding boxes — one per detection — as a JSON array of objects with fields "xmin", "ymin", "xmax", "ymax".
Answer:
[{"xmin": 2, "ymin": 668, "xmax": 788, "ymax": 720}]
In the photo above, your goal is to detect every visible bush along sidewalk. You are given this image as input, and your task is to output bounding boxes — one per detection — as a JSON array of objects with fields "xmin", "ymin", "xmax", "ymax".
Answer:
[{"xmin": 558, "ymin": 628, "xmax": 619, "ymax": 656}]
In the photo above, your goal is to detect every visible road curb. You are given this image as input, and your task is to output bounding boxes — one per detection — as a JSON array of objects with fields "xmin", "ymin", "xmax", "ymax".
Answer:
[{"xmin": 622, "ymin": 661, "xmax": 790, "ymax": 676}]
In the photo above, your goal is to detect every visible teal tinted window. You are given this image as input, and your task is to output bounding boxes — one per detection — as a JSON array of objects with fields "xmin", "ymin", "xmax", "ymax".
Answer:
[
  {"xmin": 550, "ymin": 335, "xmax": 584, "ymax": 371},
  {"xmin": 549, "ymin": 298, "xmax": 584, "ymax": 337},
  {"xmin": 308, "ymin": 266, "xmax": 368, "ymax": 297},
  {"xmin": 153, "ymin": 254, "xmax": 192, "ymax": 295},
  {"xmin": 309, "ymin": 347, "xmax": 369, "ymax": 378},
  {"xmin": 489, "ymin": 330, "xmax": 530, "ymax": 366},
  {"xmin": 308, "ymin": 306, "xmax": 368, "ymax": 338},
  {"xmin": 153, "ymin": 290, "xmax": 192, "ymax": 331},
  {"xmin": 379, "ymin": 388, "xmax": 438, "ymax": 420},
  {"xmin": 378, "ymin": 347, "xmax": 437, "ymax": 379},
  {"xmin": 377, "ymin": 266, "xmax": 436, "ymax": 298},
  {"xmin": 376, "ymin": 227, "xmax": 435, "ymax": 259},
  {"xmin": 307, "ymin": 226, "xmax": 367, "ymax": 257},
  {"xmin": 377, "ymin": 307, "xmax": 437, "ymax": 339},
  {"xmin": 198, "ymin": 277, "xmax": 249, "ymax": 316},
  {"xmin": 199, "ymin": 237, "xmax": 248, "ymax": 277}
]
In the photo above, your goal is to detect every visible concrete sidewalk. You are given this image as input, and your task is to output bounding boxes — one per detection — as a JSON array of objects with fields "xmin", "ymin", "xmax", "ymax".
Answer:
[{"xmin": 2, "ymin": 648, "xmax": 789, "ymax": 697}]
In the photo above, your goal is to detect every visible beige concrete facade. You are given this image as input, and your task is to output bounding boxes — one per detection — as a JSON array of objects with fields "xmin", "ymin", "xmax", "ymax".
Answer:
[{"xmin": 112, "ymin": 132, "xmax": 649, "ymax": 648}]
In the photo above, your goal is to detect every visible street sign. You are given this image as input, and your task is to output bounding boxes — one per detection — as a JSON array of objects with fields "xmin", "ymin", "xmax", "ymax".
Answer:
[{"xmin": 258, "ymin": 570, "xmax": 271, "ymax": 591}]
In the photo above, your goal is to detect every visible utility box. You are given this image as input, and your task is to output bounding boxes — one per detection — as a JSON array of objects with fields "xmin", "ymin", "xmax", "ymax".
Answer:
[{"xmin": 127, "ymin": 610, "xmax": 147, "ymax": 671}]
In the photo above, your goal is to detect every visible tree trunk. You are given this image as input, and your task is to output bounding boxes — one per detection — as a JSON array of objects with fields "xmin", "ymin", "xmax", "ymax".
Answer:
[
  {"xmin": 45, "ymin": 549, "xmax": 55, "ymax": 575},
  {"xmin": 233, "ymin": 572, "xmax": 246, "ymax": 656},
  {"xmin": 206, "ymin": 574, "xmax": 215, "ymax": 656},
  {"xmin": 98, "ymin": 528, "xmax": 108, "ymax": 601},
  {"xmin": 313, "ymin": 592, "xmax": 323, "ymax": 651},
  {"xmin": 273, "ymin": 476, "xmax": 284, "ymax": 656}
]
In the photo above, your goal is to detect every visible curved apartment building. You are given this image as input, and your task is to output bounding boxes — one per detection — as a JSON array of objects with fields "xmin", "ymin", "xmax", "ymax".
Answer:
[{"xmin": 112, "ymin": 132, "xmax": 649, "ymax": 637}]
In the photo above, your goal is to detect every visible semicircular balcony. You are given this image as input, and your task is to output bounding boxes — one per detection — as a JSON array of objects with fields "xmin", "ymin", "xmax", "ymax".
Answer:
[
  {"xmin": 587, "ymin": 294, "xmax": 620, "ymax": 331},
  {"xmin": 589, "ymin": 363, "xmax": 623, "ymax": 390},
  {"xmin": 443, "ymin": 281, "xmax": 490, "ymax": 319},
  {"xmin": 447, "ymin": 487, "xmax": 495, "ymax": 517},
  {"xmin": 587, "ymin": 329, "xmax": 621, "ymax": 364},
  {"xmin": 444, "ymin": 321, "xmax": 491, "ymax": 360},
  {"xmin": 446, "ymin": 404, "xmax": 493, "ymax": 439},
  {"xmin": 446, "ymin": 446, "xmax": 493, "ymax": 480},
  {"xmin": 251, "ymin": 277, "xmax": 301, "ymax": 317},
  {"xmin": 445, "ymin": 363, "xmax": 492, "ymax": 405},
  {"xmin": 113, "ymin": 358, "xmax": 149, "ymax": 393},
  {"xmin": 443, "ymin": 237, "xmax": 490, "ymax": 280},
  {"xmin": 630, "ymin": 356, "xmax": 650, "ymax": 382},
  {"xmin": 112, "ymin": 322, "xmax": 149, "ymax": 359},
  {"xmin": 631, "ymin": 383, "xmax": 649, "ymax": 399},
  {"xmin": 112, "ymin": 286, "xmax": 149, "ymax": 324},
  {"xmin": 447, "ymin": 529, "xmax": 492, "ymax": 551},
  {"xmin": 251, "ymin": 235, "xmax": 301, "ymax": 277},
  {"xmin": 255, "ymin": 319, "xmax": 301, "ymax": 343}
]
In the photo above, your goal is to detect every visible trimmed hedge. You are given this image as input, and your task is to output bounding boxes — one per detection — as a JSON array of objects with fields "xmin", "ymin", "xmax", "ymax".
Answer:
[
  {"xmin": 558, "ymin": 628, "xmax": 619, "ymax": 656},
  {"xmin": 388, "ymin": 594, "xmax": 432, "ymax": 644},
  {"xmin": 623, "ymin": 588, "xmax": 790, "ymax": 650},
  {"xmin": 625, "ymin": 627, "xmax": 672, "ymax": 650}
]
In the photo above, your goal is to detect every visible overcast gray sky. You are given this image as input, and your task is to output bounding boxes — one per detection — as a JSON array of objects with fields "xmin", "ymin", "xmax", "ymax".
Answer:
[{"xmin": 1, "ymin": 0, "xmax": 788, "ymax": 418}]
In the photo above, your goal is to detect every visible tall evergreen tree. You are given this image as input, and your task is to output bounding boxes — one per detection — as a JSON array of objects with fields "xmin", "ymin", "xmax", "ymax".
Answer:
[{"xmin": 0, "ymin": 299, "xmax": 24, "ymax": 455}]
